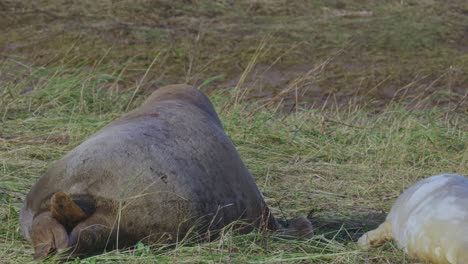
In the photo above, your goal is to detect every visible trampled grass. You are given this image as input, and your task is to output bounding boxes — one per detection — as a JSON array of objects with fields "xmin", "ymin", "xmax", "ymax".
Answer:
[{"xmin": 0, "ymin": 63, "xmax": 466, "ymax": 263}]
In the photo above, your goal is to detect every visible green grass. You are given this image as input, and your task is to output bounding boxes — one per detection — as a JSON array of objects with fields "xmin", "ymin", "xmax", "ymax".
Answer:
[
  {"xmin": 0, "ymin": 63, "xmax": 466, "ymax": 263},
  {"xmin": 1, "ymin": 0, "xmax": 467, "ymax": 262},
  {"xmin": 1, "ymin": 0, "xmax": 467, "ymax": 108}
]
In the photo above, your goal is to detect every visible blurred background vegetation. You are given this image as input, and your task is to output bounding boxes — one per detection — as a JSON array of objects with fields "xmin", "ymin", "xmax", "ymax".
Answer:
[{"xmin": 1, "ymin": 0, "xmax": 467, "ymax": 109}]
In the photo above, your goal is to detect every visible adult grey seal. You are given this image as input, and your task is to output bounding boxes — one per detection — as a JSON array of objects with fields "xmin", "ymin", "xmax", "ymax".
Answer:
[{"xmin": 19, "ymin": 84, "xmax": 313, "ymax": 258}]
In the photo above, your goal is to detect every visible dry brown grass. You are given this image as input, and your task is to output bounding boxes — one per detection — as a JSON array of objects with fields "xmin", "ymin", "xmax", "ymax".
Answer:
[{"xmin": 0, "ymin": 60, "xmax": 466, "ymax": 262}]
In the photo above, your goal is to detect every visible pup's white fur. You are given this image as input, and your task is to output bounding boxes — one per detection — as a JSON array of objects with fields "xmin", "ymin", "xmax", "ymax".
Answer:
[{"xmin": 358, "ymin": 174, "xmax": 468, "ymax": 264}]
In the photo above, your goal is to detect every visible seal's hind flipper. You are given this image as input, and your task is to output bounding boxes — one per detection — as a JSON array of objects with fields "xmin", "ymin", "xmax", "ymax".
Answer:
[
  {"xmin": 50, "ymin": 192, "xmax": 88, "ymax": 231},
  {"xmin": 31, "ymin": 211, "xmax": 68, "ymax": 259},
  {"xmin": 276, "ymin": 216, "xmax": 314, "ymax": 239}
]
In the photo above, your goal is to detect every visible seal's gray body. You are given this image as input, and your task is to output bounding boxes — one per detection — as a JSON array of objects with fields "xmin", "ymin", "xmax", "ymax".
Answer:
[{"xmin": 19, "ymin": 85, "xmax": 274, "ymax": 245}]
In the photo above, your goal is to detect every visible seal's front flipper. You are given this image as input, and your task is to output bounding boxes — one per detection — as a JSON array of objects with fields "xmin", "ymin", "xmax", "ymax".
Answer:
[{"xmin": 358, "ymin": 221, "xmax": 392, "ymax": 248}]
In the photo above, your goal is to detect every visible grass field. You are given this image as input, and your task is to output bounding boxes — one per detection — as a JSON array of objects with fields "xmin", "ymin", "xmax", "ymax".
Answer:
[{"xmin": 1, "ymin": 0, "xmax": 467, "ymax": 263}]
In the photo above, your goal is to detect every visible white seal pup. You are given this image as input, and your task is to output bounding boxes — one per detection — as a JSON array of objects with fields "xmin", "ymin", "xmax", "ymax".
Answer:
[{"xmin": 358, "ymin": 174, "xmax": 468, "ymax": 264}]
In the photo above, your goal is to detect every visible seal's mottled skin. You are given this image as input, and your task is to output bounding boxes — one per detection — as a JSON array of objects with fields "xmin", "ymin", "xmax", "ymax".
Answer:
[
  {"xmin": 19, "ymin": 84, "xmax": 312, "ymax": 258},
  {"xmin": 358, "ymin": 174, "xmax": 468, "ymax": 264}
]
